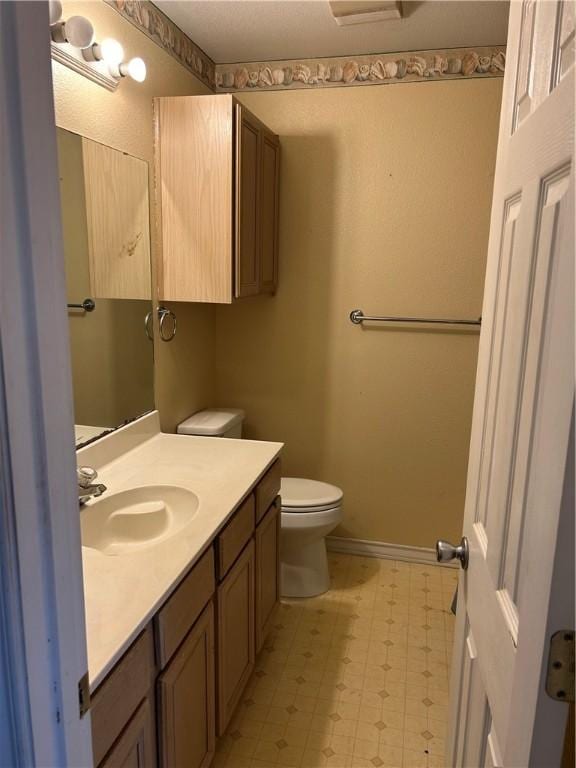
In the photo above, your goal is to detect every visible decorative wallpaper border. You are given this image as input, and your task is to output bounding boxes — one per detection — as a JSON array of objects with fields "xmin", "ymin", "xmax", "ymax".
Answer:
[
  {"xmin": 107, "ymin": 0, "xmax": 216, "ymax": 88},
  {"xmin": 107, "ymin": 2, "xmax": 505, "ymax": 93},
  {"xmin": 215, "ymin": 47, "xmax": 506, "ymax": 91}
]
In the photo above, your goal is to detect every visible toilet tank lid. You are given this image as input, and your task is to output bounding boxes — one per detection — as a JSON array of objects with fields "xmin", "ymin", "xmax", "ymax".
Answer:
[
  {"xmin": 281, "ymin": 477, "xmax": 343, "ymax": 508},
  {"xmin": 177, "ymin": 408, "xmax": 245, "ymax": 436}
]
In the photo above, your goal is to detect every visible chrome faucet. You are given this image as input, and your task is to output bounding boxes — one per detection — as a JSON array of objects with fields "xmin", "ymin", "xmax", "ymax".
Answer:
[{"xmin": 77, "ymin": 466, "xmax": 107, "ymax": 506}]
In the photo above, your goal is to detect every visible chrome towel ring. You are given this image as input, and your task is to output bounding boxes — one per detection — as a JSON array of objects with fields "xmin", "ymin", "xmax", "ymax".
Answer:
[
  {"xmin": 158, "ymin": 306, "xmax": 177, "ymax": 342},
  {"xmin": 144, "ymin": 306, "xmax": 177, "ymax": 342},
  {"xmin": 144, "ymin": 310, "xmax": 154, "ymax": 341},
  {"xmin": 144, "ymin": 307, "xmax": 177, "ymax": 342}
]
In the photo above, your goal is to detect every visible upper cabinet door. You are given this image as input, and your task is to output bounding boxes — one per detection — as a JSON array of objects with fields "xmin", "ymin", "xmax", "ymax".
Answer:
[
  {"xmin": 82, "ymin": 138, "xmax": 151, "ymax": 301},
  {"xmin": 235, "ymin": 105, "xmax": 261, "ymax": 298},
  {"xmin": 154, "ymin": 96, "xmax": 234, "ymax": 304},
  {"xmin": 259, "ymin": 130, "xmax": 280, "ymax": 295}
]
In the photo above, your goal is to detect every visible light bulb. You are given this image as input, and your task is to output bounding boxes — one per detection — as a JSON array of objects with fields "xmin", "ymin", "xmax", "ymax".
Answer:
[
  {"xmin": 100, "ymin": 38, "xmax": 124, "ymax": 68},
  {"xmin": 63, "ymin": 15, "xmax": 94, "ymax": 48},
  {"xmin": 122, "ymin": 57, "xmax": 147, "ymax": 82},
  {"xmin": 48, "ymin": 0, "xmax": 62, "ymax": 25}
]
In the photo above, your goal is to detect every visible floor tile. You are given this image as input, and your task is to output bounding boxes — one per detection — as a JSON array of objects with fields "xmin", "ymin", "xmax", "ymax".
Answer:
[{"xmin": 218, "ymin": 554, "xmax": 455, "ymax": 768}]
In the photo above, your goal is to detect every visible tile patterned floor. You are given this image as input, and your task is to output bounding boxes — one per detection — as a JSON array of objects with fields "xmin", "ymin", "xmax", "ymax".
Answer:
[{"xmin": 215, "ymin": 553, "xmax": 457, "ymax": 768}]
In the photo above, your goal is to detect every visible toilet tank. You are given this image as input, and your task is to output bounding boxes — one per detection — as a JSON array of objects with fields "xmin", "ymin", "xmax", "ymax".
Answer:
[{"xmin": 177, "ymin": 409, "xmax": 245, "ymax": 439}]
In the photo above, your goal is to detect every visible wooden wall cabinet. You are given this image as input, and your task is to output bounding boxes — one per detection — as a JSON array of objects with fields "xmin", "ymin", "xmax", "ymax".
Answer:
[
  {"xmin": 258, "ymin": 129, "xmax": 281, "ymax": 295},
  {"xmin": 154, "ymin": 94, "xmax": 280, "ymax": 303}
]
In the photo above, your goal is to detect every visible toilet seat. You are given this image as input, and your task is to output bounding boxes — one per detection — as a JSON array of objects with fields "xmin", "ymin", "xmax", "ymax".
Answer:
[
  {"xmin": 281, "ymin": 505, "xmax": 342, "ymax": 529},
  {"xmin": 281, "ymin": 477, "xmax": 343, "ymax": 513}
]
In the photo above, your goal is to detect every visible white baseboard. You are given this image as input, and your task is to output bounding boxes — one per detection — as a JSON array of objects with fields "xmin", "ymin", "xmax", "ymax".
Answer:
[{"xmin": 326, "ymin": 536, "xmax": 457, "ymax": 568}]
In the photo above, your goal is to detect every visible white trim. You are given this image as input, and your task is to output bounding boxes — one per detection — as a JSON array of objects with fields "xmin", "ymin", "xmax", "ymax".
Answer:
[
  {"xmin": 0, "ymin": 3, "xmax": 92, "ymax": 765},
  {"xmin": 327, "ymin": 535, "xmax": 457, "ymax": 567},
  {"xmin": 51, "ymin": 43, "xmax": 119, "ymax": 92}
]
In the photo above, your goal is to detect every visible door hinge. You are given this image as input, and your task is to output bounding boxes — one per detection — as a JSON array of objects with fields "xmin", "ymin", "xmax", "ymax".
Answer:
[
  {"xmin": 545, "ymin": 630, "xmax": 575, "ymax": 703},
  {"xmin": 78, "ymin": 672, "xmax": 91, "ymax": 718}
]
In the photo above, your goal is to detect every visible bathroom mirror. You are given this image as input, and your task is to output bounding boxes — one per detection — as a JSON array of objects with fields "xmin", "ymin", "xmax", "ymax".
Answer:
[{"xmin": 56, "ymin": 128, "xmax": 154, "ymax": 448}]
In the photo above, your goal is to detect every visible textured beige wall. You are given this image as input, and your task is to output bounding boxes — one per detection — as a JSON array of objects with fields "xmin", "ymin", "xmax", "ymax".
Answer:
[
  {"xmin": 53, "ymin": 0, "xmax": 215, "ymax": 432},
  {"xmin": 215, "ymin": 81, "xmax": 502, "ymax": 548},
  {"xmin": 52, "ymin": 1, "xmax": 502, "ymax": 547}
]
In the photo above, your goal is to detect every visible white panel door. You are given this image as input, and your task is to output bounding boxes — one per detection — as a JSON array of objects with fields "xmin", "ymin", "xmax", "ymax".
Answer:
[{"xmin": 446, "ymin": 1, "xmax": 574, "ymax": 766}]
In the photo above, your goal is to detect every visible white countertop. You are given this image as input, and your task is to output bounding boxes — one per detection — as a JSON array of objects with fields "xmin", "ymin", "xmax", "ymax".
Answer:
[
  {"xmin": 78, "ymin": 412, "xmax": 282, "ymax": 691},
  {"xmin": 75, "ymin": 424, "xmax": 110, "ymax": 446}
]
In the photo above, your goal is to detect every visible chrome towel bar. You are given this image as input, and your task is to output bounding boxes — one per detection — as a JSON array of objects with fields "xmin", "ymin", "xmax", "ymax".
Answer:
[{"xmin": 349, "ymin": 309, "xmax": 481, "ymax": 327}]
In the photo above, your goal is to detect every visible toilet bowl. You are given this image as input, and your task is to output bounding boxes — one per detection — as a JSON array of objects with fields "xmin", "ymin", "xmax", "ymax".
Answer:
[
  {"xmin": 176, "ymin": 411, "xmax": 344, "ymax": 599},
  {"xmin": 280, "ymin": 477, "xmax": 343, "ymax": 598}
]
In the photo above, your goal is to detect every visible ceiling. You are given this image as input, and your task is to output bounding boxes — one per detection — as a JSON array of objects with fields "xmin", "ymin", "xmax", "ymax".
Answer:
[{"xmin": 154, "ymin": 0, "xmax": 510, "ymax": 64}]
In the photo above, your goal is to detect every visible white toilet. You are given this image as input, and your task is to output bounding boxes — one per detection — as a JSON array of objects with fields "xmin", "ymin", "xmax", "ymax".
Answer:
[
  {"xmin": 177, "ymin": 409, "xmax": 344, "ymax": 599},
  {"xmin": 280, "ymin": 477, "xmax": 343, "ymax": 598},
  {"xmin": 177, "ymin": 408, "xmax": 245, "ymax": 439}
]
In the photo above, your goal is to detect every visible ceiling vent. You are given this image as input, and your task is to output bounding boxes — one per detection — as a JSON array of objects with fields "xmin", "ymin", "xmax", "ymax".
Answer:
[{"xmin": 329, "ymin": 1, "xmax": 403, "ymax": 26}]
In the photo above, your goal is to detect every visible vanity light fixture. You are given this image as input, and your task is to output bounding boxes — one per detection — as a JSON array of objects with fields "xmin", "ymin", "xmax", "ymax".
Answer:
[
  {"xmin": 84, "ymin": 42, "xmax": 147, "ymax": 83},
  {"xmin": 83, "ymin": 38, "xmax": 124, "ymax": 67},
  {"xmin": 50, "ymin": 13, "xmax": 94, "ymax": 49},
  {"xmin": 50, "ymin": 6, "xmax": 147, "ymax": 90},
  {"xmin": 49, "ymin": 0, "xmax": 63, "ymax": 25},
  {"xmin": 119, "ymin": 57, "xmax": 147, "ymax": 83}
]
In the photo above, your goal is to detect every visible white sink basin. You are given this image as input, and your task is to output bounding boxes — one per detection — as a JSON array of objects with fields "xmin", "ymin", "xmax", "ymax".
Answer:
[{"xmin": 81, "ymin": 485, "xmax": 199, "ymax": 555}]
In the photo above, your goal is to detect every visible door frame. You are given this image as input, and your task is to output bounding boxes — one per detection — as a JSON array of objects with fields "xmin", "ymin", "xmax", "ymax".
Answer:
[{"xmin": 0, "ymin": 3, "xmax": 93, "ymax": 765}]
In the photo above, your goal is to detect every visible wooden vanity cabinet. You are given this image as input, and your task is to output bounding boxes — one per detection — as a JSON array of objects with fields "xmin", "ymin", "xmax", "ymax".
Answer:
[
  {"xmin": 216, "ymin": 539, "xmax": 256, "ymax": 735},
  {"xmin": 91, "ymin": 626, "xmax": 156, "ymax": 768},
  {"xmin": 157, "ymin": 602, "xmax": 216, "ymax": 768},
  {"xmin": 99, "ymin": 698, "xmax": 156, "ymax": 768},
  {"xmin": 255, "ymin": 497, "xmax": 281, "ymax": 654},
  {"xmin": 155, "ymin": 548, "xmax": 215, "ymax": 668},
  {"xmin": 216, "ymin": 494, "xmax": 255, "ymax": 579},
  {"xmin": 90, "ymin": 458, "xmax": 281, "ymax": 766},
  {"xmin": 155, "ymin": 548, "xmax": 216, "ymax": 768},
  {"xmin": 154, "ymin": 94, "xmax": 280, "ymax": 303},
  {"xmin": 255, "ymin": 459, "xmax": 281, "ymax": 524}
]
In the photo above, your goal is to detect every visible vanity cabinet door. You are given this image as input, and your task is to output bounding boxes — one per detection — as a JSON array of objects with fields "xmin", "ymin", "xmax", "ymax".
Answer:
[
  {"xmin": 216, "ymin": 540, "xmax": 255, "ymax": 734},
  {"xmin": 259, "ymin": 130, "xmax": 280, "ymax": 295},
  {"xmin": 91, "ymin": 626, "xmax": 156, "ymax": 767},
  {"xmin": 235, "ymin": 105, "xmax": 260, "ymax": 298},
  {"xmin": 157, "ymin": 602, "xmax": 216, "ymax": 768},
  {"xmin": 255, "ymin": 497, "xmax": 281, "ymax": 654},
  {"xmin": 99, "ymin": 698, "xmax": 156, "ymax": 768}
]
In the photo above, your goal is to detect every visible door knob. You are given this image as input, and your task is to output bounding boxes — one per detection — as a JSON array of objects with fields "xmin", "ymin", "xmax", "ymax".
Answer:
[{"xmin": 436, "ymin": 537, "xmax": 469, "ymax": 570}]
